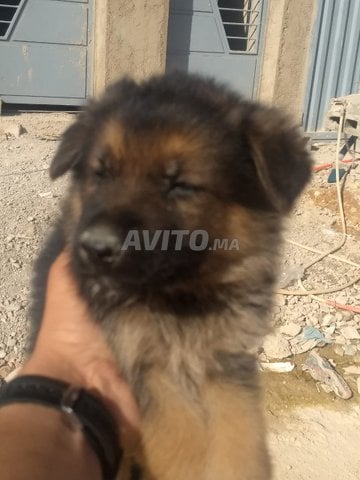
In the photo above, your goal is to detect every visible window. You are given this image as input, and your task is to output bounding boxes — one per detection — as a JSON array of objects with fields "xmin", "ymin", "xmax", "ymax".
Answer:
[
  {"xmin": 0, "ymin": 0, "xmax": 25, "ymax": 40},
  {"xmin": 218, "ymin": 0, "xmax": 261, "ymax": 53}
]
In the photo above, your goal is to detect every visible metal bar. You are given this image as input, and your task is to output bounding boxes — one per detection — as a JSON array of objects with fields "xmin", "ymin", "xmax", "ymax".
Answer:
[
  {"xmin": 250, "ymin": 0, "xmax": 261, "ymax": 11},
  {"xmin": 218, "ymin": 8, "xmax": 260, "ymax": 13},
  {"xmin": 222, "ymin": 22, "xmax": 259, "ymax": 26},
  {"xmin": 246, "ymin": 38, "xmax": 256, "ymax": 51},
  {"xmin": 226, "ymin": 35, "xmax": 254, "ymax": 39}
]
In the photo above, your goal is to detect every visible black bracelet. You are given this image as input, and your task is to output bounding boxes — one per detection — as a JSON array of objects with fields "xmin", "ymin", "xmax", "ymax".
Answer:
[{"xmin": 0, "ymin": 375, "xmax": 122, "ymax": 480}]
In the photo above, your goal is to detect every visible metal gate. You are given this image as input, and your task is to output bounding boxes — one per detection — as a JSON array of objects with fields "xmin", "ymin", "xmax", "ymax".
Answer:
[
  {"xmin": 166, "ymin": 0, "xmax": 267, "ymax": 99},
  {"xmin": 0, "ymin": 0, "xmax": 93, "ymax": 106},
  {"xmin": 303, "ymin": 0, "xmax": 360, "ymax": 134}
]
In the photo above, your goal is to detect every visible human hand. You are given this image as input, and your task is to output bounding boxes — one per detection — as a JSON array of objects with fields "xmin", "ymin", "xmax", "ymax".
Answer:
[{"xmin": 22, "ymin": 252, "xmax": 140, "ymax": 446}]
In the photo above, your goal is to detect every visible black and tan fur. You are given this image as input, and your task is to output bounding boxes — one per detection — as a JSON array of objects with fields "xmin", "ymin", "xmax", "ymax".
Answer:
[{"xmin": 30, "ymin": 73, "xmax": 311, "ymax": 479}]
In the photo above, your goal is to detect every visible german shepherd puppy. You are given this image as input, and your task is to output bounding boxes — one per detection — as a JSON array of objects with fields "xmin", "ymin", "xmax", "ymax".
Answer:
[{"xmin": 30, "ymin": 72, "xmax": 311, "ymax": 479}]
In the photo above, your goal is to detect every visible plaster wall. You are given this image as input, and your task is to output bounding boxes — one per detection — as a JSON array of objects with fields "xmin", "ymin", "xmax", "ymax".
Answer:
[
  {"xmin": 93, "ymin": 0, "xmax": 169, "ymax": 95},
  {"xmin": 259, "ymin": 0, "xmax": 317, "ymax": 123},
  {"xmin": 93, "ymin": 0, "xmax": 316, "ymax": 125}
]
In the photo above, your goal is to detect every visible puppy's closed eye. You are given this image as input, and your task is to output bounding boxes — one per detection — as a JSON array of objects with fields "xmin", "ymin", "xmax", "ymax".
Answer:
[
  {"xmin": 91, "ymin": 151, "xmax": 117, "ymax": 181},
  {"xmin": 93, "ymin": 166, "xmax": 111, "ymax": 180}
]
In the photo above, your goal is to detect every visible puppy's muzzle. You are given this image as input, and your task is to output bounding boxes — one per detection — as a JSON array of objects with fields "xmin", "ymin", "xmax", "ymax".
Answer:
[{"xmin": 79, "ymin": 224, "xmax": 121, "ymax": 264}]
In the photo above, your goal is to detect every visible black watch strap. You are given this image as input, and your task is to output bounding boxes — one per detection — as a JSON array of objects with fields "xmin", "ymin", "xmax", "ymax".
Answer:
[{"xmin": 0, "ymin": 375, "xmax": 122, "ymax": 480}]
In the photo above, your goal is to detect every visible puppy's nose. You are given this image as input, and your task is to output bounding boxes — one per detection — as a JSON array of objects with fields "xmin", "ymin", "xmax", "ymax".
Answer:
[{"xmin": 79, "ymin": 224, "xmax": 120, "ymax": 262}]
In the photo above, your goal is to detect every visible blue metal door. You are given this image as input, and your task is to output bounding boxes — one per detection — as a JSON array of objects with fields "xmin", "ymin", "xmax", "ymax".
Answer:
[
  {"xmin": 303, "ymin": 0, "xmax": 360, "ymax": 134},
  {"xmin": 166, "ymin": 0, "xmax": 267, "ymax": 99},
  {"xmin": 0, "ymin": 0, "xmax": 93, "ymax": 106}
]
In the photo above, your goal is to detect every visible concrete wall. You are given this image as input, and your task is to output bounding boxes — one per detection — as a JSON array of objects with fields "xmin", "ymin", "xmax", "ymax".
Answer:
[
  {"xmin": 93, "ymin": 0, "xmax": 169, "ymax": 95},
  {"xmin": 259, "ymin": 0, "xmax": 317, "ymax": 123},
  {"xmin": 92, "ymin": 0, "xmax": 316, "ymax": 125}
]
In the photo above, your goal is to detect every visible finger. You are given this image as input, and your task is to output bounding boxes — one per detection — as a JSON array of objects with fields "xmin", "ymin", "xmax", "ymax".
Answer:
[
  {"xmin": 47, "ymin": 251, "xmax": 76, "ymax": 294},
  {"xmin": 42, "ymin": 252, "xmax": 90, "ymax": 330}
]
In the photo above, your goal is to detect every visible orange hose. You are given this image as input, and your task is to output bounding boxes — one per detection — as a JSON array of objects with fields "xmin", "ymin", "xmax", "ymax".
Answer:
[
  {"xmin": 325, "ymin": 300, "xmax": 360, "ymax": 313},
  {"xmin": 313, "ymin": 158, "xmax": 358, "ymax": 172}
]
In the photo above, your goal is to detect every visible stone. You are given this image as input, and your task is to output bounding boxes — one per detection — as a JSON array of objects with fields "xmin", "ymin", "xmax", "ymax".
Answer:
[
  {"xmin": 340, "ymin": 326, "xmax": 360, "ymax": 340},
  {"xmin": 5, "ymin": 367, "xmax": 21, "ymax": 383},
  {"xmin": 258, "ymin": 353, "xmax": 267, "ymax": 362},
  {"xmin": 0, "ymin": 351, "xmax": 6, "ymax": 359},
  {"xmin": 280, "ymin": 323, "xmax": 302, "ymax": 338},
  {"xmin": 323, "ymin": 324, "xmax": 336, "ymax": 335},
  {"xmin": 0, "ymin": 121, "xmax": 25, "ymax": 138},
  {"xmin": 320, "ymin": 384, "xmax": 333, "ymax": 394},
  {"xmin": 321, "ymin": 313, "xmax": 334, "ymax": 326},
  {"xmin": 353, "ymin": 352, "xmax": 360, "ymax": 362},
  {"xmin": 343, "ymin": 366, "xmax": 360, "ymax": 375},
  {"xmin": 307, "ymin": 316, "xmax": 320, "ymax": 327},
  {"xmin": 342, "ymin": 344, "xmax": 357, "ymax": 356},
  {"xmin": 334, "ymin": 312, "xmax": 343, "ymax": 322},
  {"xmin": 335, "ymin": 295, "xmax": 347, "ymax": 305},
  {"xmin": 319, "ymin": 304, "xmax": 332, "ymax": 314},
  {"xmin": 342, "ymin": 311, "xmax": 353, "ymax": 321},
  {"xmin": 334, "ymin": 345, "xmax": 344, "ymax": 357},
  {"xmin": 0, "ymin": 365, "xmax": 11, "ymax": 378},
  {"xmin": 38, "ymin": 191, "xmax": 53, "ymax": 198},
  {"xmin": 335, "ymin": 335, "xmax": 346, "ymax": 345},
  {"xmin": 6, "ymin": 338, "xmax": 16, "ymax": 348},
  {"xmin": 357, "ymin": 378, "xmax": 360, "ymax": 395},
  {"xmin": 262, "ymin": 333, "xmax": 291, "ymax": 360},
  {"xmin": 273, "ymin": 294, "xmax": 286, "ymax": 307},
  {"xmin": 290, "ymin": 338, "xmax": 320, "ymax": 355}
]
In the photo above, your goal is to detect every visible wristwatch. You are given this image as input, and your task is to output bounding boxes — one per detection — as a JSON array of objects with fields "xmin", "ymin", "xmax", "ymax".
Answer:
[{"xmin": 0, "ymin": 375, "xmax": 122, "ymax": 480}]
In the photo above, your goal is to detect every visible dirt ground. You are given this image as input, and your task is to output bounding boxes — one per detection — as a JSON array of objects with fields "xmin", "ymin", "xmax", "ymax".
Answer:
[{"xmin": 0, "ymin": 113, "xmax": 359, "ymax": 479}]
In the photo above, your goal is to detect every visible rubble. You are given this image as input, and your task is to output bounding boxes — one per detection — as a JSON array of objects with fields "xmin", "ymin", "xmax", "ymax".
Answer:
[
  {"xmin": 342, "ymin": 345, "xmax": 358, "ymax": 356},
  {"xmin": 0, "ymin": 122, "xmax": 26, "ymax": 139},
  {"xmin": 262, "ymin": 333, "xmax": 291, "ymax": 359},
  {"xmin": 339, "ymin": 326, "xmax": 360, "ymax": 340},
  {"xmin": 321, "ymin": 313, "xmax": 334, "ymax": 326},
  {"xmin": 334, "ymin": 345, "xmax": 345, "ymax": 356},
  {"xmin": 343, "ymin": 366, "xmax": 360, "ymax": 375},
  {"xmin": 260, "ymin": 361, "xmax": 295, "ymax": 373},
  {"xmin": 280, "ymin": 323, "xmax": 302, "ymax": 337}
]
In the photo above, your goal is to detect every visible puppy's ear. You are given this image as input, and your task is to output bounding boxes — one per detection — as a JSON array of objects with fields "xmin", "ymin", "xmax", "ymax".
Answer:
[
  {"xmin": 50, "ymin": 118, "xmax": 92, "ymax": 180},
  {"xmin": 243, "ymin": 106, "xmax": 312, "ymax": 213}
]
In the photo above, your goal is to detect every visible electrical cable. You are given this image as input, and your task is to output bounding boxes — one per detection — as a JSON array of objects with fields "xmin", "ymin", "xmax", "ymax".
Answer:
[{"xmin": 278, "ymin": 108, "xmax": 360, "ymax": 304}]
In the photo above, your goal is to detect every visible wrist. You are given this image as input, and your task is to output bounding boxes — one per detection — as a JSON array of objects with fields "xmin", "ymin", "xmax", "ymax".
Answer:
[
  {"xmin": 0, "ymin": 403, "xmax": 101, "ymax": 480},
  {"xmin": 0, "ymin": 375, "xmax": 122, "ymax": 480},
  {"xmin": 21, "ymin": 351, "xmax": 140, "ymax": 449},
  {"xmin": 22, "ymin": 353, "xmax": 119, "ymax": 416},
  {"xmin": 22, "ymin": 352, "xmax": 84, "ymax": 388}
]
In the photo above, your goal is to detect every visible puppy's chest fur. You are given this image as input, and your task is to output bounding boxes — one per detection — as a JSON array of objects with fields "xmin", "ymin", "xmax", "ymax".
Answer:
[{"xmin": 84, "ymin": 278, "xmax": 274, "ymax": 413}]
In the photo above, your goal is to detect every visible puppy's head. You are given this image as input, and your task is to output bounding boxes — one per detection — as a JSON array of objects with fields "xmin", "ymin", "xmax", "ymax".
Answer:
[{"xmin": 51, "ymin": 73, "xmax": 311, "ymax": 299}]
